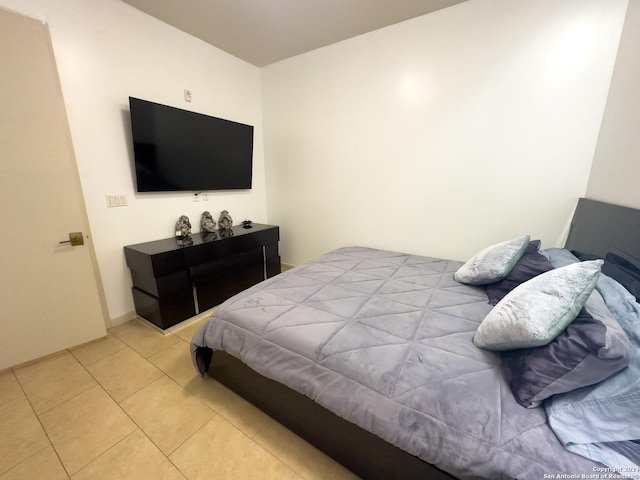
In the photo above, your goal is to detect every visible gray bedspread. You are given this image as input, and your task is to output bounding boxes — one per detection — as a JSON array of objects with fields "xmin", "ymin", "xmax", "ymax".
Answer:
[{"xmin": 191, "ymin": 246, "xmax": 600, "ymax": 479}]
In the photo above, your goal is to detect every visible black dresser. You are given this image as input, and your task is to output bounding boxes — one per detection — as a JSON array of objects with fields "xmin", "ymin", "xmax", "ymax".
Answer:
[{"xmin": 124, "ymin": 224, "xmax": 280, "ymax": 329}]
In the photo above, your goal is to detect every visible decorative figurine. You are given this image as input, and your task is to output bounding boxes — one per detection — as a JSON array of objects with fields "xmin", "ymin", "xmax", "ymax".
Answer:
[
  {"xmin": 175, "ymin": 215, "xmax": 192, "ymax": 239},
  {"xmin": 176, "ymin": 237, "xmax": 193, "ymax": 247},
  {"xmin": 202, "ymin": 232, "xmax": 218, "ymax": 243},
  {"xmin": 218, "ymin": 210, "xmax": 233, "ymax": 230},
  {"xmin": 200, "ymin": 211, "xmax": 217, "ymax": 233},
  {"xmin": 218, "ymin": 228, "xmax": 234, "ymax": 238}
]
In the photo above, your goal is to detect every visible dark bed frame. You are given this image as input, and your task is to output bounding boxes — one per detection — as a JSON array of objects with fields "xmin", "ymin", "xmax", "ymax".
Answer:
[
  {"xmin": 210, "ymin": 351, "xmax": 455, "ymax": 480},
  {"xmin": 564, "ymin": 198, "xmax": 640, "ymax": 263},
  {"xmin": 207, "ymin": 197, "xmax": 640, "ymax": 480}
]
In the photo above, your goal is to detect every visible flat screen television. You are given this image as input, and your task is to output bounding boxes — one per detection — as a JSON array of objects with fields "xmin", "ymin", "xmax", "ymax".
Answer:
[{"xmin": 129, "ymin": 97, "xmax": 253, "ymax": 192}]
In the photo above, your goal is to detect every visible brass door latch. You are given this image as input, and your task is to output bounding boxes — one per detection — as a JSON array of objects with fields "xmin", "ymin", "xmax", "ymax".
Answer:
[{"xmin": 59, "ymin": 232, "xmax": 84, "ymax": 246}]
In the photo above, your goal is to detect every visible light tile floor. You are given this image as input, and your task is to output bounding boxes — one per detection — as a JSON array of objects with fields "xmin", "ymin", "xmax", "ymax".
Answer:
[{"xmin": 0, "ymin": 315, "xmax": 359, "ymax": 480}]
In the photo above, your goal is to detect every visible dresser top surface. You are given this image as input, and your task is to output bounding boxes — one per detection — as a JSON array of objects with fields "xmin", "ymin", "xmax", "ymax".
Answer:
[{"xmin": 124, "ymin": 223, "xmax": 278, "ymax": 255}]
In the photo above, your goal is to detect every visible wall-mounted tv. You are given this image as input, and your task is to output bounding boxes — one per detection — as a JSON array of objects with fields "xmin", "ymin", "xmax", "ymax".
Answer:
[{"xmin": 129, "ymin": 97, "xmax": 253, "ymax": 192}]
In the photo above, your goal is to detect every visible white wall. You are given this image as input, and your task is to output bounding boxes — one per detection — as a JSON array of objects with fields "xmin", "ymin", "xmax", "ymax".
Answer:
[
  {"xmin": 0, "ymin": 0, "xmax": 268, "ymax": 324},
  {"xmin": 262, "ymin": 0, "xmax": 628, "ymax": 266},
  {"xmin": 587, "ymin": 0, "xmax": 640, "ymax": 209}
]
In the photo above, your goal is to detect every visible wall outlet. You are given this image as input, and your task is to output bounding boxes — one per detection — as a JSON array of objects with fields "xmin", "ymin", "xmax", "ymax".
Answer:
[{"xmin": 184, "ymin": 89, "xmax": 192, "ymax": 102}]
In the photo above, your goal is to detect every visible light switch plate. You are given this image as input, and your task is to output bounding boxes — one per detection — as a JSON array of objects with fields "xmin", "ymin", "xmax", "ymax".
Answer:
[{"xmin": 106, "ymin": 194, "xmax": 128, "ymax": 207}]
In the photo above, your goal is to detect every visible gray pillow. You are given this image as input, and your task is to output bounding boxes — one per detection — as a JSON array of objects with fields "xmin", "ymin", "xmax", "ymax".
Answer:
[
  {"xmin": 501, "ymin": 289, "xmax": 632, "ymax": 408},
  {"xmin": 454, "ymin": 235, "xmax": 530, "ymax": 285},
  {"xmin": 474, "ymin": 260, "xmax": 603, "ymax": 351}
]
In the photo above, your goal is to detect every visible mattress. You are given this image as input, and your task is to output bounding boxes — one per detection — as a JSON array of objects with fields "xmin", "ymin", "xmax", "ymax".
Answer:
[{"xmin": 191, "ymin": 246, "xmax": 601, "ymax": 479}]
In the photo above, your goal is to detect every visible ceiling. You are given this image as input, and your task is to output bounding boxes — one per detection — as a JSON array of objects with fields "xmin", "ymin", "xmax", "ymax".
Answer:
[{"xmin": 120, "ymin": 0, "xmax": 469, "ymax": 67}]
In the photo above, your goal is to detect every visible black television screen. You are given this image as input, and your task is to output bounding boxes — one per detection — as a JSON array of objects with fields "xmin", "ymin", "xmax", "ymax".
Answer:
[{"xmin": 129, "ymin": 97, "xmax": 253, "ymax": 191}]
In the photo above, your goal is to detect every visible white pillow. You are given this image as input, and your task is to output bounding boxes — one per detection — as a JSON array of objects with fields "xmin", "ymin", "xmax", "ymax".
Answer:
[
  {"xmin": 473, "ymin": 260, "xmax": 603, "ymax": 351},
  {"xmin": 454, "ymin": 235, "xmax": 530, "ymax": 285}
]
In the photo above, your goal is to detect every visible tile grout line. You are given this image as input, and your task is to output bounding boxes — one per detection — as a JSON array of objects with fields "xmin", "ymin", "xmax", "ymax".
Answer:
[
  {"xmin": 154, "ymin": 323, "xmax": 316, "ymax": 480},
  {"xmin": 69, "ymin": 428, "xmax": 142, "ymax": 479},
  {"xmin": 5, "ymin": 321, "xmax": 205, "ymax": 479},
  {"xmin": 43, "ymin": 352, "xmax": 131, "ymax": 477},
  {"xmin": 71, "ymin": 344, "xmax": 174, "ymax": 473},
  {"xmin": 14, "ymin": 342, "xmax": 164, "ymax": 477},
  {"xmin": 76, "ymin": 333, "xmax": 214, "ymax": 479},
  {"xmin": 10, "ymin": 350, "xmax": 74, "ymax": 479},
  {"xmin": 136, "ymin": 353, "xmax": 301, "ymax": 479},
  {"xmin": 63, "ymin": 345, "xmax": 179, "ymax": 478},
  {"xmin": 4, "ymin": 317, "xmax": 320, "ymax": 480},
  {"xmin": 165, "ymin": 413, "xmax": 219, "ymax": 478}
]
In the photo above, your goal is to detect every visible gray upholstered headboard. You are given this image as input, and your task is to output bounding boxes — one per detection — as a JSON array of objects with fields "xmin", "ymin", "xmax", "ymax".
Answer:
[{"xmin": 565, "ymin": 198, "xmax": 640, "ymax": 264}]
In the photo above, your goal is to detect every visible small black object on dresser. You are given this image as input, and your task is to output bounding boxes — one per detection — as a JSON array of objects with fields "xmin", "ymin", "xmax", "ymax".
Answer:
[{"xmin": 124, "ymin": 224, "xmax": 280, "ymax": 329}]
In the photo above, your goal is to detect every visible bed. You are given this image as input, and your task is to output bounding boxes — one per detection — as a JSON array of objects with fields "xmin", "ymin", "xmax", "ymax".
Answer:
[{"xmin": 191, "ymin": 198, "xmax": 640, "ymax": 479}]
